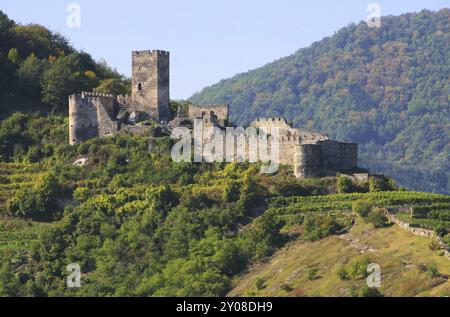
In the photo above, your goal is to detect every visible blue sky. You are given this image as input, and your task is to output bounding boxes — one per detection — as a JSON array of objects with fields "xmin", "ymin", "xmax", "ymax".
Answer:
[{"xmin": 1, "ymin": 0, "xmax": 448, "ymax": 99}]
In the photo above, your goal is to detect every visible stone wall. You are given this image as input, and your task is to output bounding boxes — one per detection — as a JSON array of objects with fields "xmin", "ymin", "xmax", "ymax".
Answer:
[
  {"xmin": 132, "ymin": 50, "xmax": 170, "ymax": 122},
  {"xmin": 294, "ymin": 144, "xmax": 321, "ymax": 178},
  {"xmin": 386, "ymin": 212, "xmax": 450, "ymax": 260},
  {"xmin": 189, "ymin": 105, "xmax": 229, "ymax": 126},
  {"xmin": 318, "ymin": 140, "xmax": 358, "ymax": 172},
  {"xmin": 69, "ymin": 92, "xmax": 120, "ymax": 144},
  {"xmin": 250, "ymin": 117, "xmax": 292, "ymax": 131},
  {"xmin": 69, "ymin": 94, "xmax": 98, "ymax": 145},
  {"xmin": 95, "ymin": 97, "xmax": 120, "ymax": 137}
]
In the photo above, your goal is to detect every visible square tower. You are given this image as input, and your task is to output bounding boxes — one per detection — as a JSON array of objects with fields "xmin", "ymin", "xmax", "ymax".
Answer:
[{"xmin": 132, "ymin": 50, "xmax": 170, "ymax": 122}]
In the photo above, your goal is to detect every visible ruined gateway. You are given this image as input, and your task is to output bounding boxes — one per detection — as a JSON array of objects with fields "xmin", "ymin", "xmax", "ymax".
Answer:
[{"xmin": 69, "ymin": 50, "xmax": 362, "ymax": 179}]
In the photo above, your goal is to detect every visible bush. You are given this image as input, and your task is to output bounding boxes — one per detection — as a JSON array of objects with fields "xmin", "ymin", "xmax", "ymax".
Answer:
[
  {"xmin": 369, "ymin": 176, "xmax": 396, "ymax": 192},
  {"xmin": 255, "ymin": 278, "xmax": 266, "ymax": 290},
  {"xmin": 367, "ymin": 208, "xmax": 389, "ymax": 228},
  {"xmin": 307, "ymin": 267, "xmax": 320, "ymax": 281},
  {"xmin": 352, "ymin": 201, "xmax": 372, "ymax": 218},
  {"xmin": 280, "ymin": 284, "xmax": 293, "ymax": 292},
  {"xmin": 359, "ymin": 286, "xmax": 383, "ymax": 297},
  {"xmin": 7, "ymin": 172, "xmax": 60, "ymax": 220},
  {"xmin": 222, "ymin": 180, "xmax": 241, "ymax": 202},
  {"xmin": 73, "ymin": 187, "xmax": 90, "ymax": 202},
  {"xmin": 302, "ymin": 214, "xmax": 339, "ymax": 241},
  {"xmin": 348, "ymin": 258, "xmax": 370, "ymax": 280},
  {"xmin": 426, "ymin": 264, "xmax": 440, "ymax": 279},
  {"xmin": 443, "ymin": 234, "xmax": 450, "ymax": 248},
  {"xmin": 337, "ymin": 175, "xmax": 354, "ymax": 194},
  {"xmin": 337, "ymin": 267, "xmax": 350, "ymax": 280}
]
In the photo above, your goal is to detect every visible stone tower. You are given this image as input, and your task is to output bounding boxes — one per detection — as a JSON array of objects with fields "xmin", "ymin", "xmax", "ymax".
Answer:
[{"xmin": 132, "ymin": 50, "xmax": 170, "ymax": 122}]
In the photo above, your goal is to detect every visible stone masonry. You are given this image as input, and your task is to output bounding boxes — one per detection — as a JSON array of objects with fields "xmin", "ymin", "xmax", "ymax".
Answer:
[
  {"xmin": 69, "ymin": 50, "xmax": 171, "ymax": 145},
  {"xmin": 69, "ymin": 50, "xmax": 361, "ymax": 179}
]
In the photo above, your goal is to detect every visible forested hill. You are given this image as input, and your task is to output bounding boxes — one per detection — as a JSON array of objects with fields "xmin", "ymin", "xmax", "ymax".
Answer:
[
  {"xmin": 0, "ymin": 10, "xmax": 130, "ymax": 116},
  {"xmin": 190, "ymin": 9, "xmax": 450, "ymax": 195}
]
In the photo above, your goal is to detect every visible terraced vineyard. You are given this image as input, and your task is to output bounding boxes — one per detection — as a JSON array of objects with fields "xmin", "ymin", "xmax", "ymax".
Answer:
[
  {"xmin": 0, "ymin": 162, "xmax": 52, "ymax": 253},
  {"xmin": 266, "ymin": 191, "xmax": 450, "ymax": 233},
  {"xmin": 395, "ymin": 202, "xmax": 450, "ymax": 233},
  {"xmin": 0, "ymin": 163, "xmax": 46, "ymax": 212}
]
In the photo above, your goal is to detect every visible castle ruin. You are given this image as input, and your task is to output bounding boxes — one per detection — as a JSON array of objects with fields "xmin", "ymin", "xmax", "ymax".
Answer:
[
  {"xmin": 69, "ymin": 49, "xmax": 361, "ymax": 179},
  {"xmin": 69, "ymin": 50, "xmax": 171, "ymax": 145}
]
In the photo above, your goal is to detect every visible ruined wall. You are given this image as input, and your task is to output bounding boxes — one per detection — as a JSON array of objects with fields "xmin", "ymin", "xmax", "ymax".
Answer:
[
  {"xmin": 294, "ymin": 144, "xmax": 321, "ymax": 178},
  {"xmin": 69, "ymin": 94, "xmax": 98, "ymax": 145},
  {"xmin": 94, "ymin": 96, "xmax": 120, "ymax": 137},
  {"xmin": 189, "ymin": 105, "xmax": 229, "ymax": 126},
  {"xmin": 69, "ymin": 92, "xmax": 119, "ymax": 145},
  {"xmin": 318, "ymin": 140, "xmax": 358, "ymax": 172},
  {"xmin": 251, "ymin": 117, "xmax": 292, "ymax": 131},
  {"xmin": 132, "ymin": 50, "xmax": 170, "ymax": 122},
  {"xmin": 386, "ymin": 213, "xmax": 450, "ymax": 260},
  {"xmin": 251, "ymin": 118, "xmax": 328, "ymax": 144},
  {"xmin": 278, "ymin": 139, "xmax": 298, "ymax": 165}
]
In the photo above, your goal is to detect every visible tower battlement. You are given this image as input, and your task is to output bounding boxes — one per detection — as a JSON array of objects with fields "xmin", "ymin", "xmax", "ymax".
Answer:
[
  {"xmin": 132, "ymin": 50, "xmax": 169, "ymax": 56},
  {"xmin": 132, "ymin": 49, "xmax": 170, "ymax": 121}
]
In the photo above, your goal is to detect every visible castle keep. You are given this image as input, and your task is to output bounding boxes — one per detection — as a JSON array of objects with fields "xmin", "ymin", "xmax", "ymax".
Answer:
[
  {"xmin": 69, "ymin": 50, "xmax": 171, "ymax": 145},
  {"xmin": 69, "ymin": 49, "xmax": 361, "ymax": 178}
]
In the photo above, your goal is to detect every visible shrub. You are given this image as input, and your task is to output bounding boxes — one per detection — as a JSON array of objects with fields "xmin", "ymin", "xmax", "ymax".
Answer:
[
  {"xmin": 7, "ymin": 172, "xmax": 60, "ymax": 220},
  {"xmin": 337, "ymin": 175, "xmax": 353, "ymax": 193},
  {"xmin": 359, "ymin": 286, "xmax": 383, "ymax": 297},
  {"xmin": 302, "ymin": 214, "xmax": 346, "ymax": 241},
  {"xmin": 369, "ymin": 176, "xmax": 396, "ymax": 192},
  {"xmin": 255, "ymin": 278, "xmax": 266, "ymax": 290},
  {"xmin": 280, "ymin": 284, "xmax": 293, "ymax": 292},
  {"xmin": 348, "ymin": 258, "xmax": 370, "ymax": 280},
  {"xmin": 352, "ymin": 201, "xmax": 372, "ymax": 218},
  {"xmin": 367, "ymin": 208, "xmax": 389, "ymax": 228},
  {"xmin": 426, "ymin": 264, "xmax": 440, "ymax": 279},
  {"xmin": 443, "ymin": 234, "xmax": 450, "ymax": 248},
  {"xmin": 291, "ymin": 288, "xmax": 306, "ymax": 297},
  {"xmin": 307, "ymin": 267, "xmax": 319, "ymax": 281},
  {"xmin": 429, "ymin": 238, "xmax": 441, "ymax": 251},
  {"xmin": 337, "ymin": 267, "xmax": 350, "ymax": 280},
  {"xmin": 73, "ymin": 187, "xmax": 90, "ymax": 202},
  {"xmin": 222, "ymin": 180, "xmax": 241, "ymax": 202}
]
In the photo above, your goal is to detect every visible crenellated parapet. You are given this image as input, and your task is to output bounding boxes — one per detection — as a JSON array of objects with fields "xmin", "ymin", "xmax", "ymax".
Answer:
[
  {"xmin": 188, "ymin": 104, "xmax": 229, "ymax": 126},
  {"xmin": 69, "ymin": 92, "xmax": 120, "ymax": 145},
  {"xmin": 132, "ymin": 50, "xmax": 170, "ymax": 56}
]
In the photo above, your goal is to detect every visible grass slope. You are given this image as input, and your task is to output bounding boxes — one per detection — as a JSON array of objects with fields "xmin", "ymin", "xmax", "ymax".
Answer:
[{"xmin": 229, "ymin": 220, "xmax": 450, "ymax": 297}]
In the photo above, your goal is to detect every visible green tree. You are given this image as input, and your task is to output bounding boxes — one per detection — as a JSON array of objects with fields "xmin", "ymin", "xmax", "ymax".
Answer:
[
  {"xmin": 0, "ymin": 261, "xmax": 21, "ymax": 296},
  {"xmin": 95, "ymin": 78, "xmax": 131, "ymax": 95},
  {"xmin": 7, "ymin": 47, "xmax": 21, "ymax": 65},
  {"xmin": 352, "ymin": 201, "xmax": 372, "ymax": 218},
  {"xmin": 367, "ymin": 208, "xmax": 389, "ymax": 228},
  {"xmin": 41, "ymin": 53, "xmax": 99, "ymax": 110},
  {"xmin": 17, "ymin": 53, "xmax": 46, "ymax": 97},
  {"xmin": 7, "ymin": 172, "xmax": 60, "ymax": 220},
  {"xmin": 337, "ymin": 175, "xmax": 353, "ymax": 193}
]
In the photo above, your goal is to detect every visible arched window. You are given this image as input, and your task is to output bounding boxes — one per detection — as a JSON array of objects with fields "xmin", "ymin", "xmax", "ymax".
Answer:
[{"xmin": 138, "ymin": 83, "xmax": 142, "ymax": 91}]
